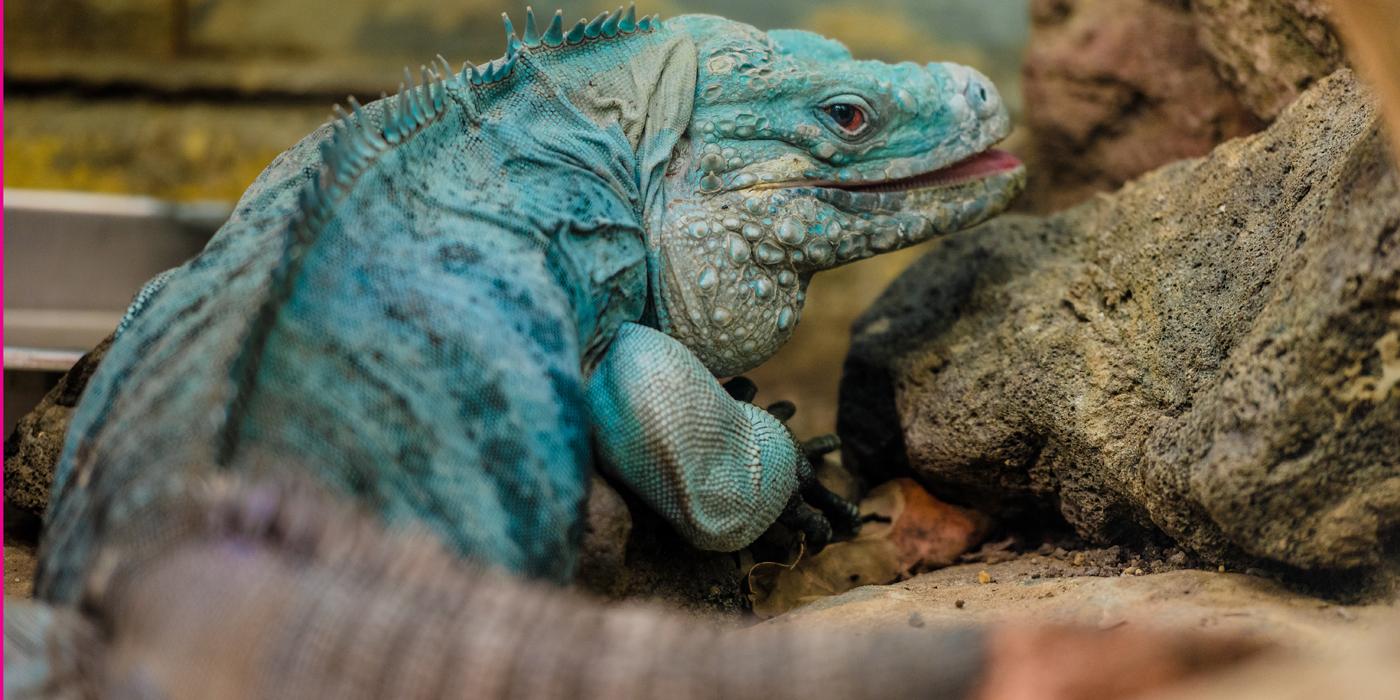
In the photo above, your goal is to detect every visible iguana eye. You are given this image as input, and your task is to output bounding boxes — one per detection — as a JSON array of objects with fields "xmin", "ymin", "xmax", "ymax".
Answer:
[
  {"xmin": 824, "ymin": 103, "xmax": 865, "ymax": 132},
  {"xmin": 818, "ymin": 97, "xmax": 874, "ymax": 138}
]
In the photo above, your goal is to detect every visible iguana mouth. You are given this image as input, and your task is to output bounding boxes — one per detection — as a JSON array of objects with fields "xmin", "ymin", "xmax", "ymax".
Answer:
[{"xmin": 824, "ymin": 149, "xmax": 1023, "ymax": 193}]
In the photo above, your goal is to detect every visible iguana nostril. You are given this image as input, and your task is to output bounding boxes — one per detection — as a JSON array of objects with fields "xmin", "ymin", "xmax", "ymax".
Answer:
[{"xmin": 965, "ymin": 78, "xmax": 998, "ymax": 118}]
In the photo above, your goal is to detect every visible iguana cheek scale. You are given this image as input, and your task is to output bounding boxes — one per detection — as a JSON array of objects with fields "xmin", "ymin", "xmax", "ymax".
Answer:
[{"xmin": 15, "ymin": 7, "xmax": 1025, "ymax": 695}]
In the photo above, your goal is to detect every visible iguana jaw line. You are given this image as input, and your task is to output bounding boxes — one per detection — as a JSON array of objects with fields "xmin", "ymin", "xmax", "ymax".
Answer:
[
  {"xmin": 741, "ymin": 144, "xmax": 1023, "ymax": 201},
  {"xmin": 821, "ymin": 149, "xmax": 1023, "ymax": 193}
]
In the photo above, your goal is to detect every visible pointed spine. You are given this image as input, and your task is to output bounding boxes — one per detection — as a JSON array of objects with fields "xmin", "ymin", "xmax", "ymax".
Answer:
[
  {"xmin": 619, "ymin": 4, "xmax": 636, "ymax": 33},
  {"xmin": 502, "ymin": 12, "xmax": 522, "ymax": 55},
  {"xmin": 400, "ymin": 67, "xmax": 423, "ymax": 126},
  {"xmin": 327, "ymin": 107, "xmax": 366, "ymax": 174},
  {"xmin": 379, "ymin": 90, "xmax": 400, "ymax": 144},
  {"xmin": 348, "ymin": 96, "xmax": 385, "ymax": 154},
  {"xmin": 585, "ymin": 11, "xmax": 608, "ymax": 38},
  {"xmin": 421, "ymin": 65, "xmax": 443, "ymax": 112},
  {"xmin": 601, "ymin": 7, "xmax": 621, "ymax": 37},
  {"xmin": 543, "ymin": 10, "xmax": 565, "ymax": 47},
  {"xmin": 567, "ymin": 18, "xmax": 588, "ymax": 44},
  {"xmin": 437, "ymin": 54, "xmax": 460, "ymax": 88},
  {"xmin": 523, "ymin": 6, "xmax": 540, "ymax": 47}
]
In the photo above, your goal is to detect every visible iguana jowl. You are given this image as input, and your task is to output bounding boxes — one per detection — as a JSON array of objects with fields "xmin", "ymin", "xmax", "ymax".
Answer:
[{"xmin": 12, "ymin": 6, "xmax": 1025, "ymax": 697}]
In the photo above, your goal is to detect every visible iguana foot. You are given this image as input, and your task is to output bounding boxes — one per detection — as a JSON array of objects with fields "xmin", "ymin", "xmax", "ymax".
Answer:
[{"xmin": 723, "ymin": 376, "xmax": 863, "ymax": 550}]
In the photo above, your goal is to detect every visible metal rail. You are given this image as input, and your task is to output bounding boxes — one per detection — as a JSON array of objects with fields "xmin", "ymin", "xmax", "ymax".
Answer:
[{"xmin": 4, "ymin": 188, "xmax": 228, "ymax": 362}]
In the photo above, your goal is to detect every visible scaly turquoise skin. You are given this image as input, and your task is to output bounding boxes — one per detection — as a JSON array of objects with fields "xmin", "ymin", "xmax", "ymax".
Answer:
[{"xmin": 36, "ymin": 7, "xmax": 1024, "ymax": 603}]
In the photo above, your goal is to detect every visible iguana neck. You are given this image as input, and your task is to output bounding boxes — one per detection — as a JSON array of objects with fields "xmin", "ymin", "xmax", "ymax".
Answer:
[{"xmin": 466, "ymin": 13, "xmax": 698, "ymax": 225}]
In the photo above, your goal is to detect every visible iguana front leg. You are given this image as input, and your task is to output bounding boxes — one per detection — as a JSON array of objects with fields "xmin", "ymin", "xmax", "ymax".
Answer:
[{"xmin": 587, "ymin": 322, "xmax": 856, "ymax": 552}]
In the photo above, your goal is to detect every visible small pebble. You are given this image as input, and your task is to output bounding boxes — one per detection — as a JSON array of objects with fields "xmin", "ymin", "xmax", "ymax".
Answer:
[
  {"xmin": 908, "ymin": 612, "xmax": 926, "ymax": 628},
  {"xmin": 977, "ymin": 570, "xmax": 992, "ymax": 584},
  {"xmin": 1218, "ymin": 564, "xmax": 1227, "ymax": 573},
  {"xmin": 954, "ymin": 599, "xmax": 966, "ymax": 609}
]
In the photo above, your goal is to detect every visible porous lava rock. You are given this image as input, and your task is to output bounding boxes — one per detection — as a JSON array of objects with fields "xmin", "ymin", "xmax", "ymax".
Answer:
[
  {"xmin": 4, "ymin": 336, "xmax": 112, "ymax": 523},
  {"xmin": 1020, "ymin": 0, "xmax": 1264, "ymax": 212},
  {"xmin": 1020, "ymin": 0, "xmax": 1347, "ymax": 212}
]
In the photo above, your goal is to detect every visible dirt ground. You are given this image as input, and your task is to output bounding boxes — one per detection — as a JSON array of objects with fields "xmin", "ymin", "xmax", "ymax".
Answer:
[{"xmin": 5, "ymin": 540, "xmax": 38, "ymax": 599}]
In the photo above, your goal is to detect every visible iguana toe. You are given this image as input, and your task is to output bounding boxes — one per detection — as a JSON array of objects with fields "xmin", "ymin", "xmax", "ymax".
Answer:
[
  {"xmin": 765, "ymin": 400, "xmax": 796, "ymax": 422},
  {"xmin": 778, "ymin": 495, "xmax": 833, "ymax": 554},
  {"xmin": 722, "ymin": 376, "xmax": 758, "ymax": 403}
]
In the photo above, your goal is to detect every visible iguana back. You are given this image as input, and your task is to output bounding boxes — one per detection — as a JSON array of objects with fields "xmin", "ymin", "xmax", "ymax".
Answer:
[{"xmin": 39, "ymin": 51, "xmax": 657, "ymax": 599}]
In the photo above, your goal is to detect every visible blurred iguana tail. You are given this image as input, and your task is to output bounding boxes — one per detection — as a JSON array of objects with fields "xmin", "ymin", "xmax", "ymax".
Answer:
[
  {"xmin": 9, "ymin": 474, "xmax": 984, "ymax": 699},
  {"xmin": 5, "ymin": 599, "xmax": 101, "ymax": 699}
]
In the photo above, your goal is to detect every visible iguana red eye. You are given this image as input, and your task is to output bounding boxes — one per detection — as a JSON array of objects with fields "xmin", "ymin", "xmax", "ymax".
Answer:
[{"xmin": 822, "ymin": 103, "xmax": 868, "ymax": 135}]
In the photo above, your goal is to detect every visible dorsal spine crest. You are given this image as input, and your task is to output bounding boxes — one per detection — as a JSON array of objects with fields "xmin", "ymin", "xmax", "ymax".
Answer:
[
  {"xmin": 464, "ymin": 4, "xmax": 660, "ymax": 89},
  {"xmin": 300, "ymin": 64, "xmax": 455, "ymax": 237}
]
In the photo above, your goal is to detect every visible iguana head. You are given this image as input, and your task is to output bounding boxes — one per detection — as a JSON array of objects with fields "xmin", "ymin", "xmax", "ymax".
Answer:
[{"xmin": 649, "ymin": 16, "xmax": 1025, "ymax": 376}]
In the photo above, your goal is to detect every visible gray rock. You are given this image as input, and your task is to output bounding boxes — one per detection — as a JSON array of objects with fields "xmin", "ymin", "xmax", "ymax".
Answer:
[
  {"xmin": 4, "ymin": 336, "xmax": 112, "ymax": 522},
  {"xmin": 839, "ymin": 70, "xmax": 1399, "ymax": 584},
  {"xmin": 1020, "ymin": 0, "xmax": 1264, "ymax": 213},
  {"xmin": 1017, "ymin": 0, "xmax": 1347, "ymax": 213},
  {"xmin": 1192, "ymin": 0, "xmax": 1344, "ymax": 120}
]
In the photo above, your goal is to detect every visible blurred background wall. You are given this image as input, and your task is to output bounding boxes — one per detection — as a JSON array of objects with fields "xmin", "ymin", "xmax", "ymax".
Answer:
[{"xmin": 3, "ymin": 0, "xmax": 1029, "ymax": 437}]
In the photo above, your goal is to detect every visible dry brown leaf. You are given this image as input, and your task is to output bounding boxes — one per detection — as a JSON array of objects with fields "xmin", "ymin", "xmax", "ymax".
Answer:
[{"xmin": 747, "ymin": 479, "xmax": 990, "ymax": 618}]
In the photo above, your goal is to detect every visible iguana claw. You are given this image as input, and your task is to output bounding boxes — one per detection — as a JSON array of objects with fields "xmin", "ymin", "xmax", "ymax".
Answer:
[
  {"xmin": 801, "ymin": 476, "xmax": 862, "ymax": 538},
  {"xmin": 765, "ymin": 400, "xmax": 796, "ymax": 422},
  {"xmin": 801, "ymin": 433, "xmax": 840, "ymax": 460},
  {"xmin": 778, "ymin": 493, "xmax": 833, "ymax": 553}
]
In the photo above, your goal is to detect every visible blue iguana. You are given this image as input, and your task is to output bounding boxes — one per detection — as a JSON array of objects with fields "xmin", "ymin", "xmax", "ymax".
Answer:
[{"xmin": 9, "ymin": 6, "xmax": 1025, "ymax": 697}]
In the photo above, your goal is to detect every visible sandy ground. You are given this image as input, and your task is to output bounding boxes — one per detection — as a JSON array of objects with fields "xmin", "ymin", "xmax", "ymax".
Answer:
[
  {"xmin": 776, "ymin": 554, "xmax": 1394, "ymax": 646},
  {"xmin": 5, "ymin": 540, "xmax": 38, "ymax": 599}
]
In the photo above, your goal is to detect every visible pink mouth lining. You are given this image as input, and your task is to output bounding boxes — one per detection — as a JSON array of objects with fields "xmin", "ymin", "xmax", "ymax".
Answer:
[
  {"xmin": 832, "ymin": 149, "xmax": 1023, "ymax": 193},
  {"xmin": 924, "ymin": 149, "xmax": 1023, "ymax": 184}
]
